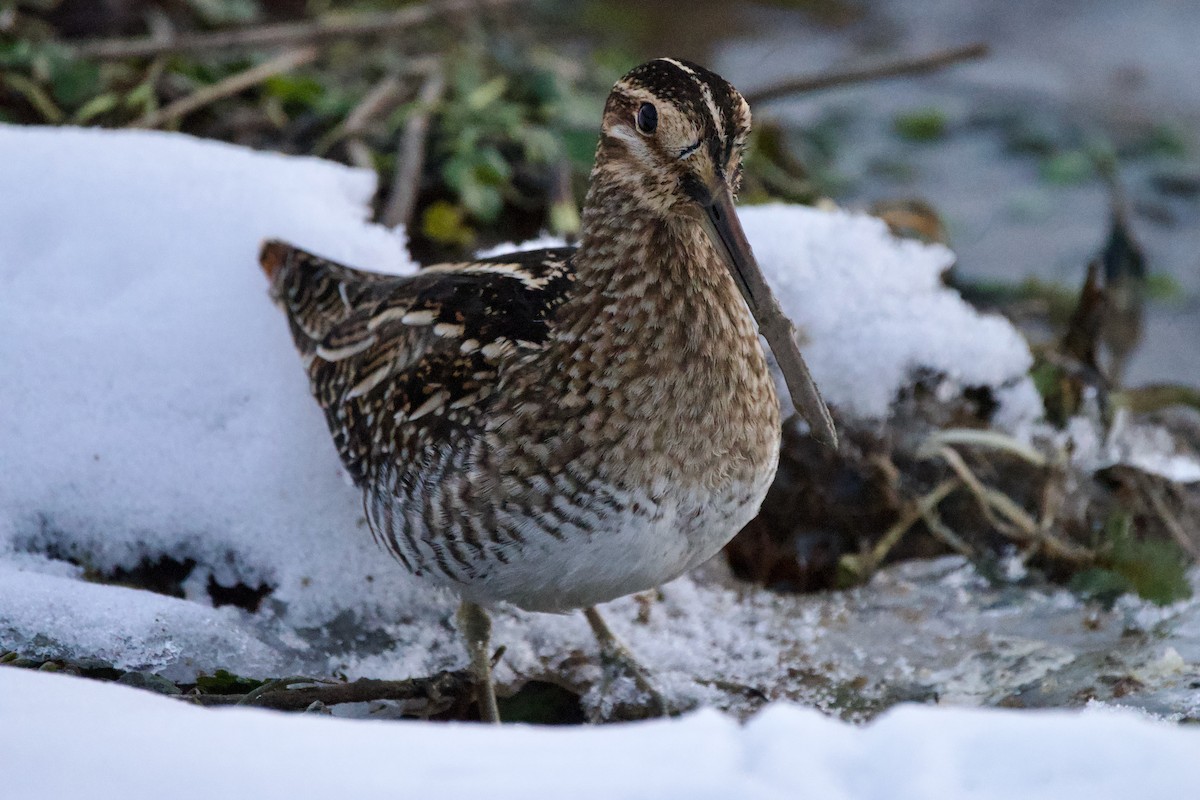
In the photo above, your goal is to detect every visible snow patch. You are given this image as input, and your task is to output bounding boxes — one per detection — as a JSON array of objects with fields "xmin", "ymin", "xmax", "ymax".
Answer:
[{"xmin": 3, "ymin": 667, "xmax": 1199, "ymax": 800}]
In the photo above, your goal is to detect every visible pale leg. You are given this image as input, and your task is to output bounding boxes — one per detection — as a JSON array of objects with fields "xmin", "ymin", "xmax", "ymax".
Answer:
[
  {"xmin": 583, "ymin": 605, "xmax": 669, "ymax": 717},
  {"xmin": 457, "ymin": 600, "xmax": 501, "ymax": 724}
]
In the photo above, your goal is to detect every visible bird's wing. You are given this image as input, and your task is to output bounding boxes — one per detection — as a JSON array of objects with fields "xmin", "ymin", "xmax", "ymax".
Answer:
[{"xmin": 260, "ymin": 241, "xmax": 576, "ymax": 482}]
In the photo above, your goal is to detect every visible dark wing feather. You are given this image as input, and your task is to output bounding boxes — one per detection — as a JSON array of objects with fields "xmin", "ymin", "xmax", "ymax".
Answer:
[{"xmin": 260, "ymin": 240, "xmax": 576, "ymax": 483}]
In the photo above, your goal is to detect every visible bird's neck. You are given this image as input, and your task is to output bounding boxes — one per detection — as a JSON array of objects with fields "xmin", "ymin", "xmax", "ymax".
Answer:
[
  {"xmin": 541, "ymin": 177, "xmax": 779, "ymax": 491},
  {"xmin": 561, "ymin": 176, "xmax": 768, "ymax": 394},
  {"xmin": 572, "ymin": 179, "xmax": 736, "ymax": 321}
]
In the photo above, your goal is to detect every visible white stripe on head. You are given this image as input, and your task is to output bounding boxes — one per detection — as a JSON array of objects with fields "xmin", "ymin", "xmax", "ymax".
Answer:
[{"xmin": 656, "ymin": 58, "xmax": 726, "ymax": 148}]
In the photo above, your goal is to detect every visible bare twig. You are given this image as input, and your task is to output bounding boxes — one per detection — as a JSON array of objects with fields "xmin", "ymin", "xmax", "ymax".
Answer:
[
  {"xmin": 842, "ymin": 478, "xmax": 960, "ymax": 579},
  {"xmin": 1142, "ymin": 479, "xmax": 1200, "ymax": 561},
  {"xmin": 926, "ymin": 444, "xmax": 1093, "ymax": 565},
  {"xmin": 179, "ymin": 670, "xmax": 472, "ymax": 711},
  {"xmin": 71, "ymin": 0, "xmax": 527, "ymax": 60},
  {"xmin": 919, "ymin": 428, "xmax": 1048, "ymax": 467},
  {"xmin": 744, "ymin": 42, "xmax": 989, "ymax": 106},
  {"xmin": 919, "ymin": 504, "xmax": 976, "ymax": 558},
  {"xmin": 381, "ymin": 66, "xmax": 447, "ymax": 229},
  {"xmin": 135, "ymin": 46, "xmax": 319, "ymax": 129},
  {"xmin": 316, "ymin": 74, "xmax": 406, "ymax": 162}
]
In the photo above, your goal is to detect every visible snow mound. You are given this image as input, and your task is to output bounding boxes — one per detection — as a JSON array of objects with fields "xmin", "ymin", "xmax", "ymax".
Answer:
[
  {"xmin": 0, "ymin": 125, "xmax": 421, "ymax": 631},
  {"xmin": 4, "ymin": 667, "xmax": 1199, "ymax": 800},
  {"xmin": 0, "ymin": 125, "xmax": 1064, "ymax": 709},
  {"xmin": 485, "ymin": 204, "xmax": 1040, "ymax": 423},
  {"xmin": 743, "ymin": 204, "xmax": 1035, "ymax": 420}
]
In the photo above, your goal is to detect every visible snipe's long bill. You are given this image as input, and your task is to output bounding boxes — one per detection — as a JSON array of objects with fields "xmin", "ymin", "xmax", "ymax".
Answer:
[{"xmin": 261, "ymin": 57, "xmax": 836, "ymax": 722}]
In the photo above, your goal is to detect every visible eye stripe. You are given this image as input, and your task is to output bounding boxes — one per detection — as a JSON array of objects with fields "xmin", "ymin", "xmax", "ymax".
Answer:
[{"xmin": 679, "ymin": 141, "xmax": 702, "ymax": 159}]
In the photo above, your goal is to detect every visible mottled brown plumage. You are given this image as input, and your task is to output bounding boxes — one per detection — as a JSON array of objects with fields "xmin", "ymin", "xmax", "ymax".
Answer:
[{"xmin": 263, "ymin": 58, "xmax": 829, "ymax": 719}]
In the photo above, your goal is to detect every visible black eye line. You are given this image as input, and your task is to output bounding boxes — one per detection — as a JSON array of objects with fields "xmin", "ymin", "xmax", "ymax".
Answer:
[{"xmin": 679, "ymin": 140, "xmax": 702, "ymax": 158}]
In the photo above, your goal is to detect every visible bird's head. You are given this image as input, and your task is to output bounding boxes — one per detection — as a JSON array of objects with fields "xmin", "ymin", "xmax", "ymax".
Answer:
[
  {"xmin": 591, "ymin": 58, "xmax": 762, "ymax": 327},
  {"xmin": 596, "ymin": 57, "xmax": 751, "ymax": 219},
  {"xmin": 589, "ymin": 58, "xmax": 839, "ymax": 449}
]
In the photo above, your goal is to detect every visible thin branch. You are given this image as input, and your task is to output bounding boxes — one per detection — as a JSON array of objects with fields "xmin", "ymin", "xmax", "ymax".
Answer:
[
  {"xmin": 919, "ymin": 428, "xmax": 1048, "ymax": 467},
  {"xmin": 744, "ymin": 42, "xmax": 989, "ymax": 106},
  {"xmin": 70, "ymin": 0, "xmax": 526, "ymax": 60},
  {"xmin": 135, "ymin": 46, "xmax": 319, "ymax": 129},
  {"xmin": 1142, "ymin": 479, "xmax": 1200, "ymax": 562},
  {"xmin": 928, "ymin": 444, "xmax": 1093, "ymax": 565},
  {"xmin": 381, "ymin": 65, "xmax": 447, "ymax": 230},
  {"xmin": 842, "ymin": 478, "xmax": 960, "ymax": 579},
  {"xmin": 316, "ymin": 73, "xmax": 406, "ymax": 159},
  {"xmin": 178, "ymin": 670, "xmax": 472, "ymax": 712},
  {"xmin": 920, "ymin": 504, "xmax": 976, "ymax": 558}
]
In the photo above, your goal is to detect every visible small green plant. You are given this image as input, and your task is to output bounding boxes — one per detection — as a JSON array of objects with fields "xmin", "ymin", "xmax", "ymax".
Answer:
[
  {"xmin": 1071, "ymin": 512, "xmax": 1192, "ymax": 606},
  {"xmin": 893, "ymin": 108, "xmax": 948, "ymax": 142}
]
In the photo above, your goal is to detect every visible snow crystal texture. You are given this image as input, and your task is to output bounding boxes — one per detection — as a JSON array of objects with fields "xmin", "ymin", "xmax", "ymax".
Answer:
[{"xmin": 4, "ymin": 667, "xmax": 1200, "ymax": 800}]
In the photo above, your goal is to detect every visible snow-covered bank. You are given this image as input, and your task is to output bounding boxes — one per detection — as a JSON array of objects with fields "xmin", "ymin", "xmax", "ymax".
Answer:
[
  {"xmin": 0, "ymin": 123, "xmax": 1037, "ymax": 669},
  {"xmin": 3, "ymin": 124, "xmax": 1198, "ymax": 723},
  {"xmin": 4, "ymin": 666, "xmax": 1198, "ymax": 800}
]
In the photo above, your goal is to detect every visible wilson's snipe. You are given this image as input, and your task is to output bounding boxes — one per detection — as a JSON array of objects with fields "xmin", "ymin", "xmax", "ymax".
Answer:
[{"xmin": 261, "ymin": 58, "xmax": 834, "ymax": 721}]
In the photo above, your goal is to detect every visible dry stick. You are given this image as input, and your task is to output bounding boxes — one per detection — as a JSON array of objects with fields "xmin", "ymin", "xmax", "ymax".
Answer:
[
  {"xmin": 933, "ymin": 445, "xmax": 1093, "ymax": 565},
  {"xmin": 935, "ymin": 445, "xmax": 1015, "ymax": 535},
  {"xmin": 135, "ymin": 46, "xmax": 319, "ymax": 129},
  {"xmin": 919, "ymin": 504, "xmax": 976, "ymax": 558},
  {"xmin": 1142, "ymin": 479, "xmax": 1200, "ymax": 562},
  {"xmin": 849, "ymin": 478, "xmax": 961, "ymax": 576},
  {"xmin": 71, "ymin": 0, "xmax": 526, "ymax": 60},
  {"xmin": 318, "ymin": 74, "xmax": 406, "ymax": 166},
  {"xmin": 380, "ymin": 66, "xmax": 447, "ymax": 229},
  {"xmin": 744, "ymin": 42, "xmax": 989, "ymax": 106},
  {"xmin": 180, "ymin": 671, "xmax": 472, "ymax": 711}
]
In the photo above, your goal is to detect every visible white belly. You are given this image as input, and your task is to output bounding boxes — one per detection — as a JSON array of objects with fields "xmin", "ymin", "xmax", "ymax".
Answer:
[{"xmin": 455, "ymin": 472, "xmax": 773, "ymax": 612}]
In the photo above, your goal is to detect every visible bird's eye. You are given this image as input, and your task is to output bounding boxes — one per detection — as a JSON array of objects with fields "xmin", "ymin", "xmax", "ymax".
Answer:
[{"xmin": 635, "ymin": 102, "xmax": 658, "ymax": 135}]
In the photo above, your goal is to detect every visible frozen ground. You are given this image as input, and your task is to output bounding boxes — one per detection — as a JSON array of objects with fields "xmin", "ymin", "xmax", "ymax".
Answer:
[
  {"xmin": 5, "ymin": 665, "xmax": 1200, "ymax": 800},
  {"xmin": 2, "ymin": 124, "xmax": 1199, "ymax": 790}
]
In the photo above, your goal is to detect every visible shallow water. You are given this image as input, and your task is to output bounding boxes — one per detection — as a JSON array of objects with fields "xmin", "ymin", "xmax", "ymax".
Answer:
[{"xmin": 714, "ymin": 0, "xmax": 1200, "ymax": 387}]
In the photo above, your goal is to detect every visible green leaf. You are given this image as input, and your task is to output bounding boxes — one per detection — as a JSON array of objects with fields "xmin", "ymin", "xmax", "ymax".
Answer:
[
  {"xmin": 475, "ymin": 147, "xmax": 511, "ymax": 185},
  {"xmin": 893, "ymin": 108, "xmax": 948, "ymax": 142},
  {"xmin": 1078, "ymin": 512, "xmax": 1194, "ymax": 606},
  {"xmin": 459, "ymin": 178, "xmax": 503, "ymax": 223},
  {"xmin": 562, "ymin": 128, "xmax": 599, "ymax": 167},
  {"xmin": 441, "ymin": 154, "xmax": 473, "ymax": 193},
  {"xmin": 520, "ymin": 126, "xmax": 562, "ymax": 164},
  {"xmin": 263, "ymin": 74, "xmax": 324, "ymax": 107},
  {"xmin": 1145, "ymin": 272, "xmax": 1184, "ymax": 302},
  {"xmin": 1070, "ymin": 567, "xmax": 1132, "ymax": 608},
  {"xmin": 71, "ymin": 92, "xmax": 119, "ymax": 124},
  {"xmin": 48, "ymin": 56, "xmax": 100, "ymax": 107},
  {"xmin": 1029, "ymin": 362, "xmax": 1061, "ymax": 401},
  {"xmin": 548, "ymin": 199, "xmax": 580, "ymax": 237},
  {"xmin": 421, "ymin": 200, "xmax": 474, "ymax": 247},
  {"xmin": 1108, "ymin": 531, "xmax": 1192, "ymax": 606},
  {"xmin": 123, "ymin": 81, "xmax": 156, "ymax": 114},
  {"xmin": 1040, "ymin": 151, "xmax": 1094, "ymax": 185},
  {"xmin": 0, "ymin": 39, "xmax": 36, "ymax": 69},
  {"xmin": 195, "ymin": 669, "xmax": 265, "ymax": 695},
  {"xmin": 465, "ymin": 76, "xmax": 508, "ymax": 110}
]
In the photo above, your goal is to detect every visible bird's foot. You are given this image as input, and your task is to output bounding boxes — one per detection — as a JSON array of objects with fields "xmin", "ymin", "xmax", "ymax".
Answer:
[{"xmin": 584, "ymin": 606, "xmax": 670, "ymax": 720}]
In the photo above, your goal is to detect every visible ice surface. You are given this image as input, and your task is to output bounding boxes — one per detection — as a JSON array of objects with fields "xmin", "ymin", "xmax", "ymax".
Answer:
[
  {"xmin": 4, "ymin": 666, "xmax": 1200, "ymax": 800},
  {"xmin": 2, "ymin": 125, "xmax": 1198, "ymax": 726}
]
